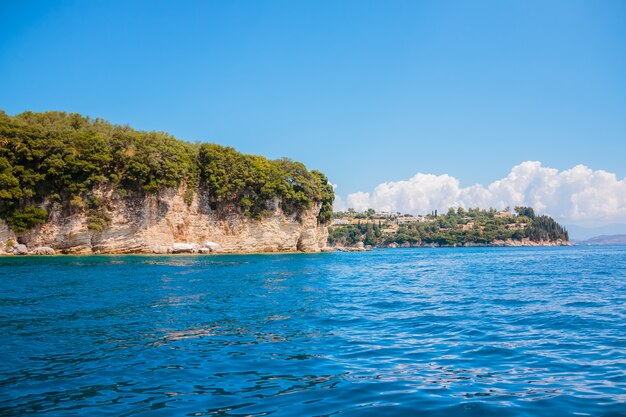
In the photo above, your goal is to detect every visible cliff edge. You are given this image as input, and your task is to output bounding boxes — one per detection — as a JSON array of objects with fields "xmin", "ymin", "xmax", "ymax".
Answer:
[
  {"xmin": 0, "ymin": 111, "xmax": 334, "ymax": 254},
  {"xmin": 0, "ymin": 187, "xmax": 328, "ymax": 254}
]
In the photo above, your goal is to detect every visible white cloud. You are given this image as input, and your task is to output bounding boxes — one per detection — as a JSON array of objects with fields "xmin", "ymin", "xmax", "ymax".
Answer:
[{"xmin": 336, "ymin": 162, "xmax": 626, "ymax": 226}]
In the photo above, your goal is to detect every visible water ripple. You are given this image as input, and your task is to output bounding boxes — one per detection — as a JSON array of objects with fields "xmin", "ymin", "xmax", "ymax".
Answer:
[{"xmin": 1, "ymin": 247, "xmax": 626, "ymax": 416}]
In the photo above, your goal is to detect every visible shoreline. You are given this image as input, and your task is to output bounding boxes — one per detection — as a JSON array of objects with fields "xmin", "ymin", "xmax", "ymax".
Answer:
[
  {"xmin": 333, "ymin": 238, "xmax": 572, "ymax": 251},
  {"xmin": 0, "ymin": 247, "xmax": 329, "ymax": 257},
  {"xmin": 0, "ymin": 242, "xmax": 574, "ymax": 257}
]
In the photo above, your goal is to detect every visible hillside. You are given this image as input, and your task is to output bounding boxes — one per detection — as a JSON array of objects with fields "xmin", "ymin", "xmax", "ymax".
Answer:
[
  {"xmin": 577, "ymin": 234, "xmax": 626, "ymax": 246},
  {"xmin": 0, "ymin": 111, "xmax": 334, "ymax": 254},
  {"xmin": 329, "ymin": 207, "xmax": 569, "ymax": 248}
]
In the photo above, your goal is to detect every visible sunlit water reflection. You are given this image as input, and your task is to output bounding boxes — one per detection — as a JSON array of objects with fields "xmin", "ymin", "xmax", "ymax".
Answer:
[{"xmin": 1, "ymin": 247, "xmax": 626, "ymax": 416}]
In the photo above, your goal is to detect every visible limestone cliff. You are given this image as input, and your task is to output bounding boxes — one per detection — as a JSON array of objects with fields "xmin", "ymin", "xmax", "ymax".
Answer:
[{"xmin": 0, "ymin": 187, "xmax": 329, "ymax": 254}]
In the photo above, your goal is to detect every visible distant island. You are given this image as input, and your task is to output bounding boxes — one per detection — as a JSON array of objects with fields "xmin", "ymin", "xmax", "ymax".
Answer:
[
  {"xmin": 576, "ymin": 234, "xmax": 626, "ymax": 246},
  {"xmin": 329, "ymin": 206, "xmax": 570, "ymax": 249},
  {"xmin": 0, "ymin": 111, "xmax": 334, "ymax": 255}
]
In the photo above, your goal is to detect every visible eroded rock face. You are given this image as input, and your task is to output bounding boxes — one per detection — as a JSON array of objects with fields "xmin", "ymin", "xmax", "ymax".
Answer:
[
  {"xmin": 171, "ymin": 243, "xmax": 199, "ymax": 253},
  {"xmin": 13, "ymin": 244, "xmax": 28, "ymax": 255},
  {"xmin": 203, "ymin": 241, "xmax": 222, "ymax": 252},
  {"xmin": 31, "ymin": 246, "xmax": 55, "ymax": 255},
  {"xmin": 491, "ymin": 238, "xmax": 571, "ymax": 247},
  {"xmin": 0, "ymin": 221, "xmax": 15, "ymax": 253},
  {"xmin": 2, "ymin": 187, "xmax": 329, "ymax": 255}
]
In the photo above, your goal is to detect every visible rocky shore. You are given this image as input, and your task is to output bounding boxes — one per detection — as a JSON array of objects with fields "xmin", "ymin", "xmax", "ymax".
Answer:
[
  {"xmin": 382, "ymin": 238, "xmax": 572, "ymax": 248},
  {"xmin": 325, "ymin": 238, "xmax": 571, "ymax": 252}
]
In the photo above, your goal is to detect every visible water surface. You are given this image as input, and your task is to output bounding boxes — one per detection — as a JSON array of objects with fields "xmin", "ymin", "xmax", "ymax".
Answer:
[{"xmin": 1, "ymin": 247, "xmax": 626, "ymax": 416}]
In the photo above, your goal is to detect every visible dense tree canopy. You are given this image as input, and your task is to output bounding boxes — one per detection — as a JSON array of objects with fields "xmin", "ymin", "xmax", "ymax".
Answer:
[
  {"xmin": 0, "ymin": 111, "xmax": 334, "ymax": 231},
  {"xmin": 329, "ymin": 207, "xmax": 568, "ymax": 247}
]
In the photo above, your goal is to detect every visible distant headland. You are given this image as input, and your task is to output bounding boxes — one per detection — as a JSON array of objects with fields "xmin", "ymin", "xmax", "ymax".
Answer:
[{"xmin": 328, "ymin": 207, "xmax": 570, "ymax": 250}]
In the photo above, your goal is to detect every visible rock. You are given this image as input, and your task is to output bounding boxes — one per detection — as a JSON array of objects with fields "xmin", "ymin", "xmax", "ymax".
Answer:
[
  {"xmin": 0, "ymin": 221, "xmax": 15, "ymax": 247},
  {"xmin": 345, "ymin": 242, "xmax": 366, "ymax": 251},
  {"xmin": 0, "ymin": 187, "xmax": 329, "ymax": 254},
  {"xmin": 320, "ymin": 247, "xmax": 335, "ymax": 252},
  {"xmin": 198, "ymin": 247, "xmax": 211, "ymax": 254},
  {"xmin": 203, "ymin": 241, "xmax": 222, "ymax": 253},
  {"xmin": 60, "ymin": 245, "xmax": 93, "ymax": 254},
  {"xmin": 13, "ymin": 244, "xmax": 29, "ymax": 255},
  {"xmin": 31, "ymin": 246, "xmax": 55, "ymax": 255},
  {"xmin": 171, "ymin": 242, "xmax": 198, "ymax": 253},
  {"xmin": 152, "ymin": 245, "xmax": 172, "ymax": 254}
]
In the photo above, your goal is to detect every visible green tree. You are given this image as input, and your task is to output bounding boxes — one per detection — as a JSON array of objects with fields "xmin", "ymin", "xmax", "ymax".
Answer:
[
  {"xmin": 515, "ymin": 206, "xmax": 535, "ymax": 218},
  {"xmin": 0, "ymin": 111, "xmax": 335, "ymax": 232}
]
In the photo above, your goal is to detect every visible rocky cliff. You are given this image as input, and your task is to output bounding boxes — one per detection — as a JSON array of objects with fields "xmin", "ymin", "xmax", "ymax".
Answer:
[
  {"xmin": 0, "ymin": 187, "xmax": 329, "ymax": 255},
  {"xmin": 0, "ymin": 111, "xmax": 335, "ymax": 255}
]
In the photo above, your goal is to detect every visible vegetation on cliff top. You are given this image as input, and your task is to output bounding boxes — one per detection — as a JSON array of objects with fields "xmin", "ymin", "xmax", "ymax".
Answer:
[
  {"xmin": 328, "ymin": 206, "xmax": 568, "ymax": 247},
  {"xmin": 0, "ymin": 111, "xmax": 334, "ymax": 232}
]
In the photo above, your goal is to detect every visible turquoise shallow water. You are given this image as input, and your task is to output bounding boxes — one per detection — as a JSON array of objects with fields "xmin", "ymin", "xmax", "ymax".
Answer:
[{"xmin": 1, "ymin": 247, "xmax": 626, "ymax": 416}]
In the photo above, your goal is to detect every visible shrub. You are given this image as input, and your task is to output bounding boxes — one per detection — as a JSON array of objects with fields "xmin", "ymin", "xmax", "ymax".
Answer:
[{"xmin": 5, "ymin": 206, "xmax": 48, "ymax": 232}]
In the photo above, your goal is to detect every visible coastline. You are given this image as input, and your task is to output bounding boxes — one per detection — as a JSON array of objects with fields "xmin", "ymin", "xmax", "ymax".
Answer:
[
  {"xmin": 0, "ymin": 250, "xmax": 328, "ymax": 257},
  {"xmin": 333, "ymin": 238, "xmax": 572, "ymax": 252},
  {"xmin": 382, "ymin": 238, "xmax": 572, "ymax": 248},
  {"xmin": 0, "ymin": 245, "xmax": 332, "ymax": 257},
  {"xmin": 0, "ymin": 240, "xmax": 573, "ymax": 256}
]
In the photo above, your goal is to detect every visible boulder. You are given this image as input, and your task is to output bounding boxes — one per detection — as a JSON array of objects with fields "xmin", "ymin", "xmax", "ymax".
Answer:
[
  {"xmin": 152, "ymin": 245, "xmax": 172, "ymax": 254},
  {"xmin": 198, "ymin": 247, "xmax": 211, "ymax": 254},
  {"xmin": 171, "ymin": 243, "xmax": 198, "ymax": 253},
  {"xmin": 31, "ymin": 246, "xmax": 55, "ymax": 255},
  {"xmin": 203, "ymin": 241, "xmax": 222, "ymax": 253},
  {"xmin": 346, "ymin": 242, "xmax": 366, "ymax": 251},
  {"xmin": 344, "ymin": 242, "xmax": 366, "ymax": 252},
  {"xmin": 13, "ymin": 244, "xmax": 29, "ymax": 255}
]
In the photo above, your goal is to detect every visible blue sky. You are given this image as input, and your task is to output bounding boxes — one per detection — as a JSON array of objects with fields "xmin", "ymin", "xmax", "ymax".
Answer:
[{"xmin": 1, "ymin": 0, "xmax": 625, "ymax": 199}]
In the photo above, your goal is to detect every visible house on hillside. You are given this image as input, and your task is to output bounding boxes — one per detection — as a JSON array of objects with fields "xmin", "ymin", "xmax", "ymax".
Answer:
[
  {"xmin": 397, "ymin": 215, "xmax": 429, "ymax": 223},
  {"xmin": 373, "ymin": 211, "xmax": 395, "ymax": 218},
  {"xmin": 495, "ymin": 211, "xmax": 515, "ymax": 218}
]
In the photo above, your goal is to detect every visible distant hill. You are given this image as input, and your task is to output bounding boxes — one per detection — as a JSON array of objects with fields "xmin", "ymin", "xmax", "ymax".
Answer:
[
  {"xmin": 565, "ymin": 223, "xmax": 626, "ymax": 240},
  {"xmin": 329, "ymin": 207, "xmax": 569, "ymax": 247},
  {"xmin": 577, "ymin": 235, "xmax": 626, "ymax": 246}
]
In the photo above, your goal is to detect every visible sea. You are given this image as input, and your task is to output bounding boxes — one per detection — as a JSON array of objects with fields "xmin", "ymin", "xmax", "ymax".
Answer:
[{"xmin": 1, "ymin": 246, "xmax": 625, "ymax": 416}]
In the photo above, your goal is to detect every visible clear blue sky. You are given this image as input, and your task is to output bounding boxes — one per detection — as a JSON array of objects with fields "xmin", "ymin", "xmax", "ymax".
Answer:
[{"xmin": 1, "ymin": 0, "xmax": 625, "ymax": 195}]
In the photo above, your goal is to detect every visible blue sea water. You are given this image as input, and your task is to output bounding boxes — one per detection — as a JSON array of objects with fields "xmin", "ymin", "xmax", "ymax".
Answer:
[{"xmin": 1, "ymin": 247, "xmax": 626, "ymax": 416}]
